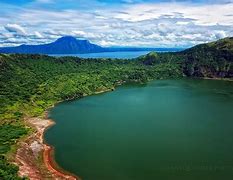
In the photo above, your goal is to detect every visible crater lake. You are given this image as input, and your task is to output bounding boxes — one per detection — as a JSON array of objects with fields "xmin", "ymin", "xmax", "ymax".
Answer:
[{"xmin": 45, "ymin": 79, "xmax": 233, "ymax": 180}]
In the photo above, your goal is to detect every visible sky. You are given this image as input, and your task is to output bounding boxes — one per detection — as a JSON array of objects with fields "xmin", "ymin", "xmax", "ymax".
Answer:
[{"xmin": 0, "ymin": 0, "xmax": 233, "ymax": 48}]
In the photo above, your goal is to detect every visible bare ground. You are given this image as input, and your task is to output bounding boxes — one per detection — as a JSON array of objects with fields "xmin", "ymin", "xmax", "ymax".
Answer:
[{"xmin": 14, "ymin": 117, "xmax": 78, "ymax": 180}]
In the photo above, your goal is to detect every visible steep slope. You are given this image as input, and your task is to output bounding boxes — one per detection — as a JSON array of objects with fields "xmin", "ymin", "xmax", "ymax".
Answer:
[
  {"xmin": 0, "ymin": 54, "xmax": 154, "ymax": 179},
  {"xmin": 182, "ymin": 37, "xmax": 233, "ymax": 78},
  {"xmin": 0, "ymin": 37, "xmax": 233, "ymax": 179},
  {"xmin": 137, "ymin": 37, "xmax": 233, "ymax": 78}
]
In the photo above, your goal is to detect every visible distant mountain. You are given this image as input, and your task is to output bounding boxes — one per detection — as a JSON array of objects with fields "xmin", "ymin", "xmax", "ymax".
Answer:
[
  {"xmin": 0, "ymin": 36, "xmax": 105, "ymax": 54},
  {"xmin": 0, "ymin": 36, "xmax": 183, "ymax": 54}
]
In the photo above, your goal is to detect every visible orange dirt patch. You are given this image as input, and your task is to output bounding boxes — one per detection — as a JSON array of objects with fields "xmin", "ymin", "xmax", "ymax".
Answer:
[{"xmin": 14, "ymin": 117, "xmax": 79, "ymax": 180}]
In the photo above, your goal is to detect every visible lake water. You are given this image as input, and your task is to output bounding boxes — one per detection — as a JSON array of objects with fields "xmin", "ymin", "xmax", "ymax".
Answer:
[
  {"xmin": 45, "ymin": 79, "xmax": 233, "ymax": 180},
  {"xmin": 52, "ymin": 51, "xmax": 151, "ymax": 59},
  {"xmin": 52, "ymin": 49, "xmax": 183, "ymax": 59}
]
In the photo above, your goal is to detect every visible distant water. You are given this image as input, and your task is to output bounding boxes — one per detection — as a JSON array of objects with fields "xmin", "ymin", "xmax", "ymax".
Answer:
[
  {"xmin": 45, "ymin": 79, "xmax": 233, "ymax": 180},
  {"xmin": 52, "ymin": 51, "xmax": 151, "ymax": 59},
  {"xmin": 51, "ymin": 50, "xmax": 181, "ymax": 59}
]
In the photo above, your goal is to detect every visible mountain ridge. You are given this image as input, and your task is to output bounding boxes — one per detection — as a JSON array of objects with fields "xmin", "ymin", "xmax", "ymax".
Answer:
[
  {"xmin": 138, "ymin": 37, "xmax": 233, "ymax": 78},
  {"xmin": 0, "ymin": 36, "xmax": 105, "ymax": 54},
  {"xmin": 0, "ymin": 36, "xmax": 183, "ymax": 54}
]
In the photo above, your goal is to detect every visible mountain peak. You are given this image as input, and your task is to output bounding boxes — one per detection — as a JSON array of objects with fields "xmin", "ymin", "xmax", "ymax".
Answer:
[
  {"xmin": 55, "ymin": 36, "xmax": 89, "ymax": 43},
  {"xmin": 0, "ymin": 36, "xmax": 104, "ymax": 54}
]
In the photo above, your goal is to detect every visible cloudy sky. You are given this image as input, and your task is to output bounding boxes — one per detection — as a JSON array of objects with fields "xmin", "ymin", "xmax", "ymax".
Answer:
[{"xmin": 0, "ymin": 0, "xmax": 233, "ymax": 48}]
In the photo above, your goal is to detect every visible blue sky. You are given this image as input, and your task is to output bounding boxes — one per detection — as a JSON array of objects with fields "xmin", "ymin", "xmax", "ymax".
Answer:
[{"xmin": 0, "ymin": 0, "xmax": 233, "ymax": 47}]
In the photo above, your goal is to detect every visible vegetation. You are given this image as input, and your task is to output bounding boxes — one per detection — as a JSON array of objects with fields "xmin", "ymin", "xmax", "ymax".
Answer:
[
  {"xmin": 0, "ymin": 155, "xmax": 27, "ymax": 180},
  {"xmin": 181, "ymin": 37, "xmax": 233, "ymax": 77},
  {"xmin": 0, "ymin": 124, "xmax": 28, "ymax": 179},
  {"xmin": 0, "ymin": 37, "xmax": 232, "ymax": 179},
  {"xmin": 0, "ymin": 52, "xmax": 183, "ymax": 179}
]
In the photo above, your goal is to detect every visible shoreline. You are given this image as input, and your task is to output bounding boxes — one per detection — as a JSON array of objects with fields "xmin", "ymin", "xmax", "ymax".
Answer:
[
  {"xmin": 43, "ymin": 127, "xmax": 80, "ymax": 180},
  {"xmin": 14, "ymin": 87, "xmax": 115, "ymax": 180},
  {"xmin": 202, "ymin": 77, "xmax": 233, "ymax": 81},
  {"xmin": 13, "ymin": 78, "xmax": 233, "ymax": 179},
  {"xmin": 40, "ymin": 88, "xmax": 117, "ymax": 179},
  {"xmin": 14, "ymin": 116, "xmax": 79, "ymax": 180}
]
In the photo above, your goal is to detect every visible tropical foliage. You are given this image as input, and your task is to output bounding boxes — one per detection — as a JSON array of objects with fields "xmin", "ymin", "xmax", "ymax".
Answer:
[{"xmin": 0, "ymin": 37, "xmax": 232, "ymax": 179}]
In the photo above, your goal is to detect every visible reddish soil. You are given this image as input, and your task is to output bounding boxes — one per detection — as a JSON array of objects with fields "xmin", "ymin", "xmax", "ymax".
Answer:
[{"xmin": 14, "ymin": 117, "xmax": 79, "ymax": 180}]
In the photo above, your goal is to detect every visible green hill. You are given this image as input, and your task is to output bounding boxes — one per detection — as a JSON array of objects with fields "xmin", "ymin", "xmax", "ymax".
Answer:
[
  {"xmin": 181, "ymin": 37, "xmax": 233, "ymax": 77},
  {"xmin": 0, "ymin": 37, "xmax": 233, "ymax": 179},
  {"xmin": 138, "ymin": 37, "xmax": 233, "ymax": 78}
]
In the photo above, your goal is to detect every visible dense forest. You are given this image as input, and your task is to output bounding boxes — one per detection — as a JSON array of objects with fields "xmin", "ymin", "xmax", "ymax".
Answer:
[{"xmin": 0, "ymin": 37, "xmax": 232, "ymax": 179}]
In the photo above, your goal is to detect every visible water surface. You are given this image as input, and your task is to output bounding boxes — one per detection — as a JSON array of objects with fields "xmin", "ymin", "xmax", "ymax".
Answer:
[
  {"xmin": 45, "ymin": 79, "xmax": 233, "ymax": 180},
  {"xmin": 51, "ymin": 49, "xmax": 184, "ymax": 59},
  {"xmin": 52, "ymin": 51, "xmax": 151, "ymax": 59}
]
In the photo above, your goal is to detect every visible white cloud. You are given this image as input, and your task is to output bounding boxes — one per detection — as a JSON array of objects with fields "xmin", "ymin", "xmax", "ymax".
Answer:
[
  {"xmin": 72, "ymin": 30, "xmax": 86, "ymax": 37},
  {"xmin": 214, "ymin": 31, "xmax": 227, "ymax": 39},
  {"xmin": 34, "ymin": 31, "xmax": 43, "ymax": 38},
  {"xmin": 4, "ymin": 24, "xmax": 27, "ymax": 36},
  {"xmin": 0, "ymin": 1, "xmax": 233, "ymax": 47}
]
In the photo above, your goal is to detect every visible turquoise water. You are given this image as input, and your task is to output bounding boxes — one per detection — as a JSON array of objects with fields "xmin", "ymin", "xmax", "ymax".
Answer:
[
  {"xmin": 45, "ymin": 79, "xmax": 233, "ymax": 180},
  {"xmin": 52, "ymin": 49, "xmax": 183, "ymax": 59},
  {"xmin": 52, "ymin": 51, "xmax": 151, "ymax": 59}
]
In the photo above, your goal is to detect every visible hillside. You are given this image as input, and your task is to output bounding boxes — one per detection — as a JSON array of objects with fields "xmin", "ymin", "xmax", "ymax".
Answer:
[
  {"xmin": 0, "ymin": 52, "xmax": 183, "ymax": 178},
  {"xmin": 181, "ymin": 37, "xmax": 233, "ymax": 78},
  {"xmin": 0, "ymin": 37, "xmax": 233, "ymax": 179},
  {"xmin": 138, "ymin": 37, "xmax": 233, "ymax": 78}
]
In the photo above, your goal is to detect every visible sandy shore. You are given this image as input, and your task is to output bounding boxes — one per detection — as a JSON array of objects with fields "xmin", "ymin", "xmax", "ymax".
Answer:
[
  {"xmin": 14, "ymin": 117, "xmax": 78, "ymax": 180},
  {"xmin": 12, "ymin": 87, "xmax": 118, "ymax": 180},
  {"xmin": 12, "ymin": 78, "xmax": 232, "ymax": 179},
  {"xmin": 11, "ymin": 84, "xmax": 133, "ymax": 180}
]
